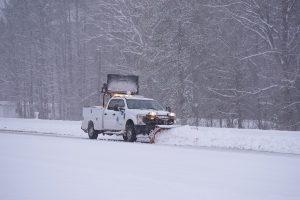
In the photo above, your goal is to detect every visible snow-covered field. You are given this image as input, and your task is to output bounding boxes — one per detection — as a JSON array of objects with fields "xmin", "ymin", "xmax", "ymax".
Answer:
[
  {"xmin": 1, "ymin": 117, "xmax": 300, "ymax": 154},
  {"xmin": 1, "ymin": 132, "xmax": 300, "ymax": 200}
]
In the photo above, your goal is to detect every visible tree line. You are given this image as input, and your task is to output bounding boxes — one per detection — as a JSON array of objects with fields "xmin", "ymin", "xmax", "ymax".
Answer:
[{"xmin": 0, "ymin": 0, "xmax": 299, "ymax": 130}]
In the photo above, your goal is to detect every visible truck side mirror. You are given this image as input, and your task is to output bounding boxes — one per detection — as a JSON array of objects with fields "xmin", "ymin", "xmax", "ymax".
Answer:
[
  {"xmin": 113, "ymin": 106, "xmax": 124, "ymax": 112},
  {"xmin": 166, "ymin": 106, "xmax": 171, "ymax": 112}
]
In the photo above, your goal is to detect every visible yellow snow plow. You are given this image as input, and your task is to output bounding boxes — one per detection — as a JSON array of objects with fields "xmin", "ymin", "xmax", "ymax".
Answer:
[{"xmin": 149, "ymin": 125, "xmax": 181, "ymax": 143}]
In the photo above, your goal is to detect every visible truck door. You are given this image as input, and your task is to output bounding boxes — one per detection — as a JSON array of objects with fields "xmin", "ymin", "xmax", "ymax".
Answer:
[
  {"xmin": 103, "ymin": 99, "xmax": 117, "ymax": 130},
  {"xmin": 103, "ymin": 99, "xmax": 125, "ymax": 130},
  {"xmin": 114, "ymin": 99, "xmax": 126, "ymax": 130}
]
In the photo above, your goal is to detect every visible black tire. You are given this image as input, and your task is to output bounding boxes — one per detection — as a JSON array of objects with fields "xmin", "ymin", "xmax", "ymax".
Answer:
[
  {"xmin": 88, "ymin": 122, "xmax": 98, "ymax": 139},
  {"xmin": 124, "ymin": 122, "xmax": 136, "ymax": 142}
]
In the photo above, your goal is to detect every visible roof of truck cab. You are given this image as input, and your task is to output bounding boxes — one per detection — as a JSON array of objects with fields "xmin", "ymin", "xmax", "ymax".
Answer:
[{"xmin": 111, "ymin": 95, "xmax": 153, "ymax": 100}]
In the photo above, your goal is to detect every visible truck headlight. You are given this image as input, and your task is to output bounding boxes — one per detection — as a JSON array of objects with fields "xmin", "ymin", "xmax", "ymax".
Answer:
[
  {"xmin": 147, "ymin": 111, "xmax": 157, "ymax": 120},
  {"xmin": 168, "ymin": 112, "xmax": 176, "ymax": 118}
]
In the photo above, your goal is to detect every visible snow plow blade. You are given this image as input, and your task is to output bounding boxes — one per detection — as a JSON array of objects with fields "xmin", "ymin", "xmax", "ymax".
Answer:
[{"xmin": 149, "ymin": 125, "xmax": 181, "ymax": 143}]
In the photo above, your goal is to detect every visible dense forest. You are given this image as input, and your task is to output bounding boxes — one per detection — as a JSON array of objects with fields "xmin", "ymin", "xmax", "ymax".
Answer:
[{"xmin": 0, "ymin": 0, "xmax": 299, "ymax": 130}]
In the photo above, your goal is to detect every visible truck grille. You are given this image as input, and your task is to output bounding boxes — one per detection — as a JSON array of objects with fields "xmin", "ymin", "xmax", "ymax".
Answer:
[
  {"xmin": 157, "ymin": 115, "xmax": 169, "ymax": 120},
  {"xmin": 142, "ymin": 115, "xmax": 174, "ymax": 125}
]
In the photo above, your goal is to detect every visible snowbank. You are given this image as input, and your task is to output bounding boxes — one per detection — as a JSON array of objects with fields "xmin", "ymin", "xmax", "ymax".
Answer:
[
  {"xmin": 0, "ymin": 117, "xmax": 121, "ymax": 140},
  {"xmin": 1, "ymin": 117, "xmax": 300, "ymax": 154},
  {"xmin": 156, "ymin": 126, "xmax": 300, "ymax": 154},
  {"xmin": 0, "ymin": 117, "xmax": 83, "ymax": 136}
]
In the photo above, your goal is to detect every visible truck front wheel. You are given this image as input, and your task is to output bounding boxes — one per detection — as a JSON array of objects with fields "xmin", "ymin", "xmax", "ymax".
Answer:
[
  {"xmin": 124, "ymin": 122, "xmax": 136, "ymax": 142},
  {"xmin": 88, "ymin": 123, "xmax": 98, "ymax": 139}
]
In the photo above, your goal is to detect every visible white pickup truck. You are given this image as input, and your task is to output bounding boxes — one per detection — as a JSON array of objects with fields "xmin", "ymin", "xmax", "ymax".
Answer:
[{"xmin": 81, "ymin": 74, "xmax": 176, "ymax": 142}]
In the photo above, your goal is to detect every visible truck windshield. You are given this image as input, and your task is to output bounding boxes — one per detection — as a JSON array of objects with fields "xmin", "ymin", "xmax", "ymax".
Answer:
[{"xmin": 126, "ymin": 99, "xmax": 164, "ymax": 110}]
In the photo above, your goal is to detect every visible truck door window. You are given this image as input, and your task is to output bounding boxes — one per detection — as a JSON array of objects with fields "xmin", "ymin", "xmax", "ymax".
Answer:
[
  {"xmin": 107, "ymin": 99, "xmax": 118, "ymax": 110},
  {"xmin": 117, "ymin": 99, "xmax": 125, "ymax": 108},
  {"xmin": 107, "ymin": 99, "xmax": 125, "ymax": 110}
]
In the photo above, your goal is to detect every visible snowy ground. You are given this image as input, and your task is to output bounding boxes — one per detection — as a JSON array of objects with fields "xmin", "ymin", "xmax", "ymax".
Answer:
[
  {"xmin": 0, "ymin": 132, "xmax": 300, "ymax": 200},
  {"xmin": 1, "ymin": 117, "xmax": 300, "ymax": 154},
  {"xmin": 0, "ymin": 117, "xmax": 83, "ymax": 137},
  {"xmin": 156, "ymin": 126, "xmax": 300, "ymax": 154}
]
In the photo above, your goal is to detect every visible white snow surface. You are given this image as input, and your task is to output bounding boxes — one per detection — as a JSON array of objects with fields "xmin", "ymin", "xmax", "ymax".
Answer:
[
  {"xmin": 156, "ymin": 126, "xmax": 300, "ymax": 154},
  {"xmin": 0, "ymin": 117, "xmax": 83, "ymax": 136},
  {"xmin": 1, "ymin": 117, "xmax": 300, "ymax": 154},
  {"xmin": 0, "ymin": 133, "xmax": 300, "ymax": 200},
  {"xmin": 0, "ymin": 117, "xmax": 121, "ymax": 140}
]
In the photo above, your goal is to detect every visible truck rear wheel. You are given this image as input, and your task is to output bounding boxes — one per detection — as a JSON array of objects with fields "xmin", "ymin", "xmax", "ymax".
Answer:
[
  {"xmin": 88, "ymin": 123, "xmax": 98, "ymax": 139},
  {"xmin": 125, "ymin": 122, "xmax": 136, "ymax": 142}
]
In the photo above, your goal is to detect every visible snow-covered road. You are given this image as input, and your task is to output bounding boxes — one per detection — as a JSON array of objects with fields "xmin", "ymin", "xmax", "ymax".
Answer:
[{"xmin": 1, "ymin": 132, "xmax": 300, "ymax": 200}]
